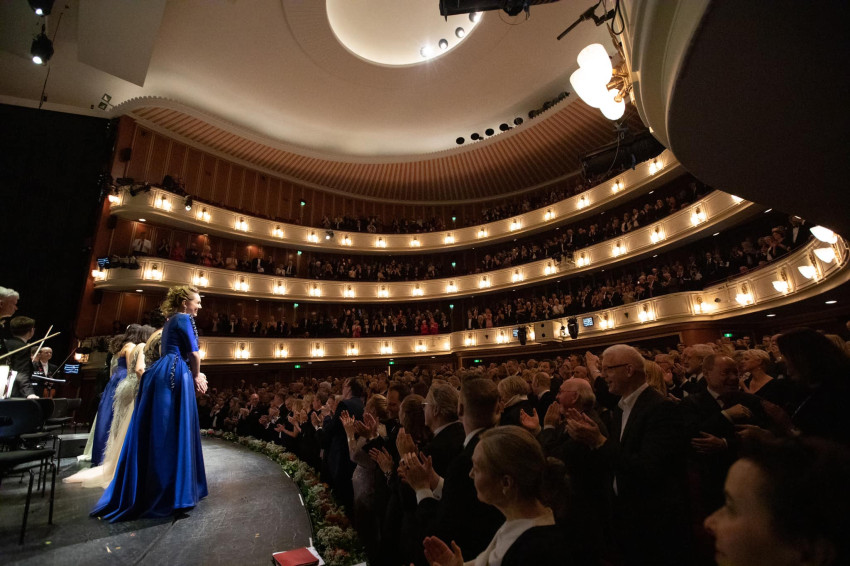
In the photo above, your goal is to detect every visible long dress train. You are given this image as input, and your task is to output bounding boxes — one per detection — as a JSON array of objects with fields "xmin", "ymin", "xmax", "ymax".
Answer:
[
  {"xmin": 90, "ymin": 357, "xmax": 128, "ymax": 466},
  {"xmin": 92, "ymin": 313, "xmax": 207, "ymax": 521}
]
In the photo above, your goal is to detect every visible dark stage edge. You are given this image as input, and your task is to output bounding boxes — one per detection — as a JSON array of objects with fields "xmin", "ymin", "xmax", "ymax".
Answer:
[{"xmin": 0, "ymin": 438, "xmax": 313, "ymax": 565}]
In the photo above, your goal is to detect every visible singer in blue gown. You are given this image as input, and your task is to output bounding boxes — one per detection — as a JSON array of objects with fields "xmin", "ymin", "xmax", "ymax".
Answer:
[
  {"xmin": 92, "ymin": 287, "xmax": 208, "ymax": 521},
  {"xmin": 90, "ymin": 356, "xmax": 127, "ymax": 466}
]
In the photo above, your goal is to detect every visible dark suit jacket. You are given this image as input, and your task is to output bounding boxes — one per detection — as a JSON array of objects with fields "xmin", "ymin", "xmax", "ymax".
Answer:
[
  {"xmin": 599, "ymin": 387, "xmax": 690, "ymax": 566},
  {"xmin": 535, "ymin": 390, "xmax": 555, "ymax": 425},
  {"xmin": 2, "ymin": 336, "xmax": 36, "ymax": 397},
  {"xmin": 500, "ymin": 398, "xmax": 536, "ymax": 427},
  {"xmin": 422, "ymin": 421, "xmax": 464, "ymax": 477},
  {"xmin": 323, "ymin": 397, "xmax": 364, "ymax": 484},
  {"xmin": 416, "ymin": 430, "xmax": 504, "ymax": 560}
]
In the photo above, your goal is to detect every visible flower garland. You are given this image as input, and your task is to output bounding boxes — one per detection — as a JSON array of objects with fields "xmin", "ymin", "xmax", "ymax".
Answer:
[{"xmin": 200, "ymin": 430, "xmax": 366, "ymax": 566}]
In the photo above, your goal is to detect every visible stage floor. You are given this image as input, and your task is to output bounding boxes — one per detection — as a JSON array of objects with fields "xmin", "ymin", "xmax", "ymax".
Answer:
[{"xmin": 0, "ymin": 438, "xmax": 313, "ymax": 565}]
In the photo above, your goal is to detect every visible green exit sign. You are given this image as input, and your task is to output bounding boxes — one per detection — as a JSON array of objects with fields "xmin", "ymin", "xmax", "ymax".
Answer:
[
  {"xmin": 723, "ymin": 333, "xmax": 734, "ymax": 338},
  {"xmin": 388, "ymin": 361, "xmax": 395, "ymax": 365},
  {"xmin": 473, "ymin": 359, "xmax": 483, "ymax": 363},
  {"xmin": 294, "ymin": 364, "xmax": 301, "ymax": 369}
]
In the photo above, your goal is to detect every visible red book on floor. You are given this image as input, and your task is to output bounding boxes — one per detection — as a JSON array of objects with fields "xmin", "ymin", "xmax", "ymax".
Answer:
[{"xmin": 271, "ymin": 547, "xmax": 320, "ymax": 566}]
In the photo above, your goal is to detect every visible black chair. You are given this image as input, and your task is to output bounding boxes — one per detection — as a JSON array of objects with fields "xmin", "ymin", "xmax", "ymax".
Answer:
[
  {"xmin": 47, "ymin": 398, "xmax": 81, "ymax": 433},
  {"xmin": 0, "ymin": 399, "xmax": 57, "ymax": 544}
]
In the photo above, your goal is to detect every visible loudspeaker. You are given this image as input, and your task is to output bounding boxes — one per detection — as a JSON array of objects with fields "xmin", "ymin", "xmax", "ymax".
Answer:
[
  {"xmin": 119, "ymin": 147, "xmax": 132, "ymax": 162},
  {"xmin": 517, "ymin": 327, "xmax": 527, "ymax": 346},
  {"xmin": 567, "ymin": 317, "xmax": 579, "ymax": 340}
]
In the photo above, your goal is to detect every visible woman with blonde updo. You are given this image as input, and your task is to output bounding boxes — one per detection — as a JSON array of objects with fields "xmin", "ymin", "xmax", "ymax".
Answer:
[{"xmin": 92, "ymin": 285, "xmax": 209, "ymax": 521}]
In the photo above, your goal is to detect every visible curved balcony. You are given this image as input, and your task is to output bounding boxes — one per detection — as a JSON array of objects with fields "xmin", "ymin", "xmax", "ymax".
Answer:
[
  {"xmin": 89, "ymin": 237, "xmax": 847, "ymax": 364},
  {"xmin": 93, "ymin": 191, "xmax": 754, "ymax": 302},
  {"xmin": 108, "ymin": 151, "xmax": 682, "ymax": 254}
]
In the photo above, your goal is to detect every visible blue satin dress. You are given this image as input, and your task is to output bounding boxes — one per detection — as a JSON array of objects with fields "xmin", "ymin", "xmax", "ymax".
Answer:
[
  {"xmin": 92, "ymin": 313, "xmax": 208, "ymax": 521},
  {"xmin": 91, "ymin": 357, "xmax": 128, "ymax": 466}
]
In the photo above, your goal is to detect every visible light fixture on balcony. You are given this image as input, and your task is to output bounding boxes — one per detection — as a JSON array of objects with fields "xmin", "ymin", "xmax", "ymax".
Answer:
[
  {"xmin": 311, "ymin": 342, "xmax": 324, "ymax": 357},
  {"xmin": 690, "ymin": 206, "xmax": 707, "ymax": 226},
  {"xmin": 415, "ymin": 340, "xmax": 427, "ymax": 353},
  {"xmin": 544, "ymin": 261, "xmax": 557, "ymax": 275},
  {"xmin": 814, "ymin": 246, "xmax": 836, "ymax": 263},
  {"xmin": 275, "ymin": 344, "xmax": 288, "ymax": 358},
  {"xmin": 797, "ymin": 256, "xmax": 819, "ymax": 280},
  {"xmin": 598, "ymin": 313, "xmax": 612, "ymax": 330},
  {"xmin": 694, "ymin": 296, "xmax": 715, "ymax": 314},
  {"xmin": 479, "ymin": 275, "xmax": 491, "ymax": 289},
  {"xmin": 273, "ymin": 225, "xmax": 284, "ymax": 238},
  {"xmin": 273, "ymin": 281, "xmax": 286, "ymax": 295},
  {"xmin": 647, "ymin": 158, "xmax": 663, "ymax": 175},
  {"xmin": 650, "ymin": 225, "xmax": 666, "ymax": 244},
  {"xmin": 377, "ymin": 285, "xmax": 389, "ymax": 298},
  {"xmin": 235, "ymin": 276, "xmax": 249, "ymax": 292},
  {"xmin": 412, "ymin": 283, "xmax": 424, "ymax": 297},
  {"xmin": 380, "ymin": 341, "xmax": 392, "ymax": 355},
  {"xmin": 464, "ymin": 333, "xmax": 476, "ymax": 347},
  {"xmin": 236, "ymin": 217, "xmax": 248, "ymax": 231},
  {"xmin": 575, "ymin": 253, "xmax": 589, "ymax": 268},
  {"xmin": 107, "ymin": 192, "xmax": 120, "ymax": 205},
  {"xmin": 446, "ymin": 280, "xmax": 457, "ymax": 293},
  {"xmin": 409, "ymin": 236, "xmax": 420, "ymax": 247},
  {"xmin": 512, "ymin": 269, "xmax": 524, "ymax": 283},
  {"xmin": 193, "ymin": 270, "xmax": 209, "ymax": 287},
  {"xmin": 156, "ymin": 194, "xmax": 172, "ymax": 211},
  {"xmin": 347, "ymin": 343, "xmax": 359, "ymax": 356},
  {"xmin": 637, "ymin": 303, "xmax": 655, "ymax": 322},
  {"xmin": 772, "ymin": 269, "xmax": 790, "ymax": 293},
  {"xmin": 811, "ymin": 225, "xmax": 838, "ymax": 244},
  {"xmin": 527, "ymin": 327, "xmax": 535, "ymax": 341},
  {"xmin": 496, "ymin": 330, "xmax": 508, "ymax": 344},
  {"xmin": 309, "ymin": 283, "xmax": 321, "ymax": 297},
  {"xmin": 735, "ymin": 283, "xmax": 754, "ymax": 306},
  {"xmin": 198, "ymin": 344, "xmax": 207, "ymax": 360},
  {"xmin": 91, "ymin": 267, "xmax": 106, "ymax": 281},
  {"xmin": 235, "ymin": 343, "xmax": 250, "ymax": 360},
  {"xmin": 344, "ymin": 285, "xmax": 355, "ymax": 298},
  {"xmin": 478, "ymin": 227, "xmax": 488, "ymax": 238},
  {"xmin": 340, "ymin": 234, "xmax": 351, "ymax": 246},
  {"xmin": 569, "ymin": 43, "xmax": 629, "ymax": 120},
  {"xmin": 510, "ymin": 219, "xmax": 521, "ymax": 231},
  {"xmin": 197, "ymin": 207, "xmax": 211, "ymax": 222},
  {"xmin": 577, "ymin": 195, "xmax": 589, "ymax": 209},
  {"xmin": 444, "ymin": 233, "xmax": 455, "ymax": 244},
  {"xmin": 611, "ymin": 179, "xmax": 624, "ymax": 193},
  {"xmin": 376, "ymin": 237, "xmax": 386, "ymax": 248},
  {"xmin": 145, "ymin": 263, "xmax": 163, "ymax": 281},
  {"xmin": 612, "ymin": 241, "xmax": 626, "ymax": 257},
  {"xmin": 74, "ymin": 351, "xmax": 89, "ymax": 363},
  {"xmin": 307, "ymin": 231, "xmax": 319, "ymax": 243},
  {"xmin": 730, "ymin": 195, "xmax": 744, "ymax": 204},
  {"xmin": 544, "ymin": 209, "xmax": 555, "ymax": 221}
]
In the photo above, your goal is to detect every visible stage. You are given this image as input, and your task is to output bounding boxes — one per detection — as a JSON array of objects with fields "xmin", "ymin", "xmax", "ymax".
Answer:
[{"xmin": 0, "ymin": 438, "xmax": 314, "ymax": 565}]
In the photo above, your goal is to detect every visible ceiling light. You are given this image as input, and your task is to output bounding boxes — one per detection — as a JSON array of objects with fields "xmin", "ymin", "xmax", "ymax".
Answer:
[
  {"xmin": 29, "ymin": 1, "xmax": 54, "ymax": 16},
  {"xmin": 499, "ymin": 123, "xmax": 510, "ymax": 132},
  {"xmin": 797, "ymin": 265, "xmax": 816, "ymax": 279},
  {"xmin": 31, "ymin": 29, "xmax": 54, "ymax": 65},
  {"xmin": 455, "ymin": 27, "xmax": 466, "ymax": 38},
  {"xmin": 439, "ymin": 39, "xmax": 448, "ymax": 50},
  {"xmin": 766, "ymin": 313, "xmax": 776, "ymax": 317},
  {"xmin": 811, "ymin": 225, "xmax": 838, "ymax": 244},
  {"xmin": 420, "ymin": 45, "xmax": 432, "ymax": 58},
  {"xmin": 470, "ymin": 12, "xmax": 482, "ymax": 22},
  {"xmin": 485, "ymin": 128, "xmax": 494, "ymax": 136},
  {"xmin": 138, "ymin": 218, "xmax": 146, "ymax": 222},
  {"xmin": 825, "ymin": 300, "xmax": 838, "ymax": 305},
  {"xmin": 513, "ymin": 117, "xmax": 523, "ymax": 126},
  {"xmin": 814, "ymin": 247, "xmax": 836, "ymax": 263},
  {"xmin": 456, "ymin": 137, "xmax": 464, "ymax": 145}
]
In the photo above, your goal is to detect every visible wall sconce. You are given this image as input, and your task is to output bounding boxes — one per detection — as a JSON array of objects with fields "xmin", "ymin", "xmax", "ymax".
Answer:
[
  {"xmin": 273, "ymin": 281, "xmax": 286, "ymax": 295},
  {"xmin": 74, "ymin": 350, "xmax": 90, "ymax": 363},
  {"xmin": 811, "ymin": 225, "xmax": 838, "ymax": 244},
  {"xmin": 575, "ymin": 253, "xmax": 590, "ymax": 268},
  {"xmin": 311, "ymin": 342, "xmax": 324, "ymax": 357},
  {"xmin": 464, "ymin": 333, "xmax": 476, "ymax": 347},
  {"xmin": 409, "ymin": 236, "xmax": 420, "ymax": 247},
  {"xmin": 772, "ymin": 269, "xmax": 790, "ymax": 293},
  {"xmin": 446, "ymin": 281, "xmax": 457, "ymax": 293},
  {"xmin": 193, "ymin": 270, "xmax": 209, "ymax": 287},
  {"xmin": 611, "ymin": 179, "xmax": 624, "ymax": 192},
  {"xmin": 412, "ymin": 283, "xmax": 424, "ymax": 297},
  {"xmin": 650, "ymin": 225, "xmax": 666, "ymax": 244},
  {"xmin": 598, "ymin": 313, "xmax": 612, "ymax": 330},
  {"xmin": 735, "ymin": 283, "xmax": 754, "ymax": 306},
  {"xmin": 612, "ymin": 241, "xmax": 626, "ymax": 257},
  {"xmin": 344, "ymin": 285, "xmax": 355, "ymax": 298},
  {"xmin": 577, "ymin": 195, "xmax": 589, "ymax": 209},
  {"xmin": 198, "ymin": 345, "xmax": 207, "ymax": 359},
  {"xmin": 527, "ymin": 327, "xmax": 535, "ymax": 341},
  {"xmin": 275, "ymin": 344, "xmax": 288, "ymax": 358},
  {"xmin": 814, "ymin": 246, "xmax": 837, "ymax": 263},
  {"xmin": 197, "ymin": 207, "xmax": 211, "ymax": 222},
  {"xmin": 477, "ymin": 227, "xmax": 488, "ymax": 238},
  {"xmin": 145, "ymin": 263, "xmax": 163, "ymax": 281},
  {"xmin": 510, "ymin": 219, "xmax": 521, "ymax": 231},
  {"xmin": 544, "ymin": 209, "xmax": 555, "ymax": 221},
  {"xmin": 273, "ymin": 225, "xmax": 284, "ymax": 238},
  {"xmin": 235, "ymin": 343, "xmax": 250, "ymax": 359},
  {"xmin": 478, "ymin": 276, "xmax": 491, "ymax": 289},
  {"xmin": 637, "ymin": 303, "xmax": 655, "ymax": 322},
  {"xmin": 307, "ymin": 231, "xmax": 319, "ymax": 243},
  {"xmin": 690, "ymin": 206, "xmax": 707, "ymax": 226},
  {"xmin": 512, "ymin": 269, "xmax": 524, "ymax": 283},
  {"xmin": 415, "ymin": 340, "xmax": 427, "ymax": 353},
  {"xmin": 730, "ymin": 195, "xmax": 743, "ymax": 204},
  {"xmin": 444, "ymin": 233, "xmax": 455, "ymax": 244},
  {"xmin": 647, "ymin": 158, "xmax": 662, "ymax": 175},
  {"xmin": 108, "ymin": 193, "xmax": 120, "ymax": 205},
  {"xmin": 347, "ymin": 343, "xmax": 359, "ymax": 356},
  {"xmin": 544, "ymin": 261, "xmax": 557, "ymax": 275},
  {"xmin": 798, "ymin": 263, "xmax": 819, "ymax": 280},
  {"xmin": 694, "ymin": 296, "xmax": 715, "ymax": 314},
  {"xmin": 309, "ymin": 283, "xmax": 321, "ymax": 297},
  {"xmin": 341, "ymin": 234, "xmax": 352, "ymax": 246},
  {"xmin": 91, "ymin": 267, "xmax": 107, "ymax": 281},
  {"xmin": 155, "ymin": 194, "xmax": 172, "ymax": 211},
  {"xmin": 380, "ymin": 341, "xmax": 392, "ymax": 355},
  {"xmin": 376, "ymin": 237, "xmax": 386, "ymax": 248},
  {"xmin": 235, "ymin": 276, "xmax": 249, "ymax": 292},
  {"xmin": 236, "ymin": 217, "xmax": 248, "ymax": 231},
  {"xmin": 496, "ymin": 330, "xmax": 508, "ymax": 344},
  {"xmin": 377, "ymin": 285, "xmax": 389, "ymax": 298}
]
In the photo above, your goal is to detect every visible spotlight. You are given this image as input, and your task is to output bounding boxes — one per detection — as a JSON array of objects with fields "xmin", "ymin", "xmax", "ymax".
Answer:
[
  {"xmin": 439, "ymin": 39, "xmax": 448, "ymax": 50},
  {"xmin": 28, "ymin": 0, "xmax": 54, "ymax": 16},
  {"xmin": 456, "ymin": 137, "xmax": 465, "ymax": 145},
  {"xmin": 514, "ymin": 117, "xmax": 523, "ymax": 126},
  {"xmin": 485, "ymin": 128, "xmax": 494, "ymax": 136},
  {"xmin": 455, "ymin": 27, "xmax": 466, "ymax": 38},
  {"xmin": 325, "ymin": 230, "xmax": 334, "ymax": 240},
  {"xmin": 499, "ymin": 123, "xmax": 510, "ymax": 131},
  {"xmin": 31, "ymin": 27, "xmax": 53, "ymax": 65},
  {"xmin": 469, "ymin": 11, "xmax": 482, "ymax": 22},
  {"xmin": 471, "ymin": 133, "xmax": 481, "ymax": 140},
  {"xmin": 184, "ymin": 195, "xmax": 193, "ymax": 211}
]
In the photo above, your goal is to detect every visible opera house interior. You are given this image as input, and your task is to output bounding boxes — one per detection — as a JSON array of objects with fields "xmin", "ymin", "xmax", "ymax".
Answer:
[{"xmin": 1, "ymin": 1, "xmax": 849, "ymax": 565}]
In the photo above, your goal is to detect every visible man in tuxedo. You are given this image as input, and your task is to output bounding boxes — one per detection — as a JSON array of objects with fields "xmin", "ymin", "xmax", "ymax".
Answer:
[
  {"xmin": 1, "ymin": 316, "xmax": 38, "ymax": 398},
  {"xmin": 681, "ymin": 343, "xmax": 714, "ymax": 395},
  {"xmin": 530, "ymin": 371, "xmax": 553, "ymax": 425},
  {"xmin": 319, "ymin": 377, "xmax": 365, "ymax": 511},
  {"xmin": 31, "ymin": 346, "xmax": 58, "ymax": 398},
  {"xmin": 0, "ymin": 286, "xmax": 19, "ymax": 340},
  {"xmin": 567, "ymin": 344, "xmax": 690, "ymax": 566},
  {"xmin": 787, "ymin": 215, "xmax": 810, "ymax": 249},
  {"xmin": 406, "ymin": 378, "xmax": 504, "ymax": 561},
  {"xmin": 421, "ymin": 383, "xmax": 464, "ymax": 477}
]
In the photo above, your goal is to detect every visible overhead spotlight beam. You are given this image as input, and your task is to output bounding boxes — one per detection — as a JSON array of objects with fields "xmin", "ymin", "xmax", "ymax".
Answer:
[{"xmin": 28, "ymin": 0, "xmax": 55, "ymax": 16}]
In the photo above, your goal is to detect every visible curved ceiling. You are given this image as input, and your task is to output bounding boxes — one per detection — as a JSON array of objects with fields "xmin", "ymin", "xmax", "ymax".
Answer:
[{"xmin": 0, "ymin": 0, "xmax": 647, "ymax": 201}]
